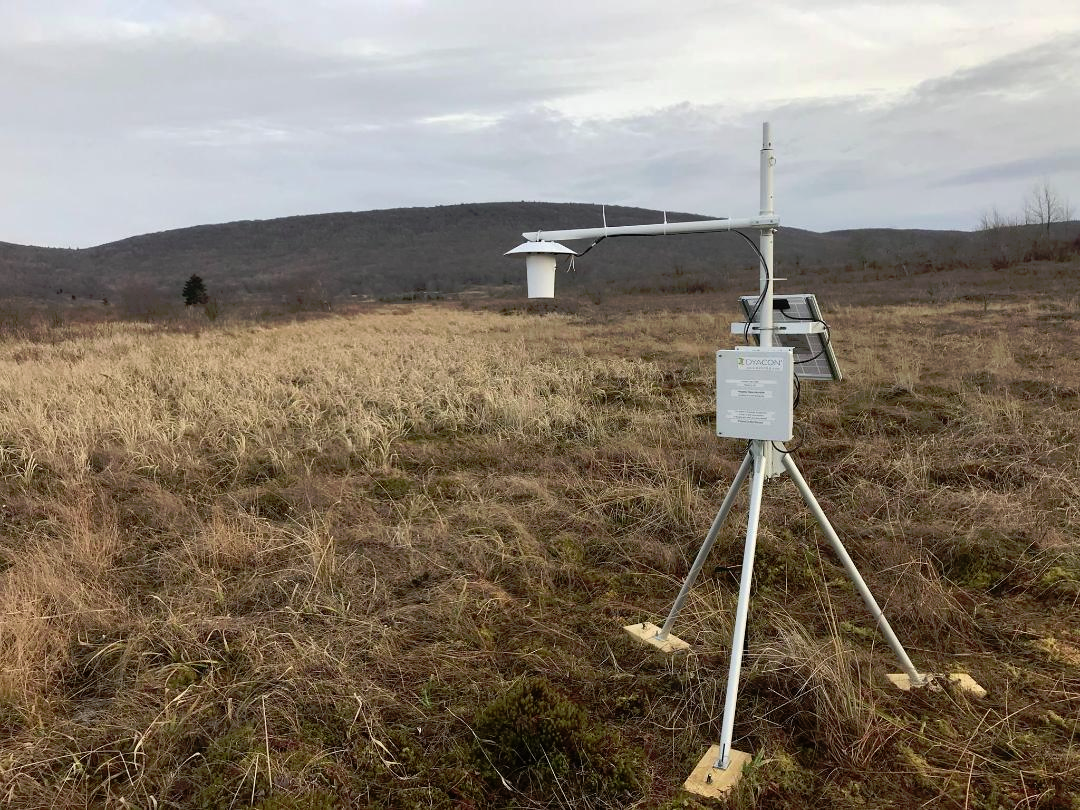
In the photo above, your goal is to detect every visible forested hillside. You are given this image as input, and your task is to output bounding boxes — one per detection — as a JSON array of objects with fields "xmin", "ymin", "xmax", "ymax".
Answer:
[{"xmin": 2, "ymin": 202, "xmax": 1077, "ymax": 308}]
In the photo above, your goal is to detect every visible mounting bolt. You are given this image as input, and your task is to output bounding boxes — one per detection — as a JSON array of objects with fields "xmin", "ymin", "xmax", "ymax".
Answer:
[{"xmin": 706, "ymin": 773, "xmax": 713, "ymax": 784}]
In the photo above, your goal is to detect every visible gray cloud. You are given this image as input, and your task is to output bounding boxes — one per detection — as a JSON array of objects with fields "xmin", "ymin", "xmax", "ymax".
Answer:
[
  {"xmin": 906, "ymin": 33, "xmax": 1080, "ymax": 106},
  {"xmin": 940, "ymin": 151, "xmax": 1080, "ymax": 187},
  {"xmin": 0, "ymin": 4, "xmax": 1078, "ymax": 245},
  {"xmin": 0, "ymin": 39, "xmax": 583, "ymax": 131}
]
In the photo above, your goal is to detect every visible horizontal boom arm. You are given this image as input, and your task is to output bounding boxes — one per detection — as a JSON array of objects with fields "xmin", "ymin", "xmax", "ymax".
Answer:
[{"xmin": 524, "ymin": 214, "xmax": 779, "ymax": 243}]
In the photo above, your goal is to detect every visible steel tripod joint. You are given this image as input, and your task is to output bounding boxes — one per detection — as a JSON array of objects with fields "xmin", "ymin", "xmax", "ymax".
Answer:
[{"xmin": 750, "ymin": 439, "xmax": 787, "ymax": 480}]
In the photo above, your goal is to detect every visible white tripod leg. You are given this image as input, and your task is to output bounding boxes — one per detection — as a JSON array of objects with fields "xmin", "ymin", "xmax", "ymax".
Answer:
[
  {"xmin": 715, "ymin": 442, "xmax": 767, "ymax": 769},
  {"xmin": 655, "ymin": 451, "xmax": 754, "ymax": 641},
  {"xmin": 781, "ymin": 454, "xmax": 923, "ymax": 685}
]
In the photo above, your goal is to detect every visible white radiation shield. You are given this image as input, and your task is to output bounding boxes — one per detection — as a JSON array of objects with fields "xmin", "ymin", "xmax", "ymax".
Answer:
[
  {"xmin": 525, "ymin": 254, "xmax": 557, "ymax": 298},
  {"xmin": 504, "ymin": 240, "xmax": 577, "ymax": 299}
]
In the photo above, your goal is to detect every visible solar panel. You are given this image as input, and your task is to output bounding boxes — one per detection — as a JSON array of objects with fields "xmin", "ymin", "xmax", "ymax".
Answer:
[{"xmin": 738, "ymin": 293, "xmax": 842, "ymax": 381}]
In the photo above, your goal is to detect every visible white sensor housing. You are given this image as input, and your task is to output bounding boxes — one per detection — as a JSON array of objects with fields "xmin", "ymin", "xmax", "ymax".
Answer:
[{"xmin": 504, "ymin": 240, "xmax": 577, "ymax": 298}]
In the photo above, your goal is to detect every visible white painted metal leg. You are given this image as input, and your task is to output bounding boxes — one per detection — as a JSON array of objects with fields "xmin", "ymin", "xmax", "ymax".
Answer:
[
  {"xmin": 715, "ymin": 442, "xmax": 767, "ymax": 770},
  {"xmin": 655, "ymin": 451, "xmax": 754, "ymax": 641},
  {"xmin": 781, "ymin": 454, "xmax": 923, "ymax": 685}
]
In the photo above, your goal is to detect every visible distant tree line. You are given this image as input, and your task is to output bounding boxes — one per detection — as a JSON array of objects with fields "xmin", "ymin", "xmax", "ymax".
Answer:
[
  {"xmin": 980, "ymin": 179, "xmax": 1073, "ymax": 234},
  {"xmin": 978, "ymin": 179, "xmax": 1077, "ymax": 268},
  {"xmin": 4, "ymin": 201, "xmax": 1079, "ymax": 313}
]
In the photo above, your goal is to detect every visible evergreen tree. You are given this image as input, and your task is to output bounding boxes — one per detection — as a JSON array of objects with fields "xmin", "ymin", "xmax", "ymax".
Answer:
[{"xmin": 182, "ymin": 274, "xmax": 209, "ymax": 306}]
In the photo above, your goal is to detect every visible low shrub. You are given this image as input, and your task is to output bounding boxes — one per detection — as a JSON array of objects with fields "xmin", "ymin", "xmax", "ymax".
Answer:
[{"xmin": 471, "ymin": 677, "xmax": 644, "ymax": 804}]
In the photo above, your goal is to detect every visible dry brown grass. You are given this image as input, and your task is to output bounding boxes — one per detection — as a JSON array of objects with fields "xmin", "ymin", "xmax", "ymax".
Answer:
[{"xmin": 0, "ymin": 275, "xmax": 1078, "ymax": 808}]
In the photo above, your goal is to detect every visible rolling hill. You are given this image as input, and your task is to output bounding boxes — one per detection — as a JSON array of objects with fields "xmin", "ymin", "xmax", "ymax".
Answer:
[{"xmin": 1, "ymin": 202, "xmax": 1077, "ymax": 307}]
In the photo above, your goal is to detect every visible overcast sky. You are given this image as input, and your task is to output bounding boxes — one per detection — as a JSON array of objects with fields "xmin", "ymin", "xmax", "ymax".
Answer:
[{"xmin": 2, "ymin": 2, "xmax": 1079, "ymax": 247}]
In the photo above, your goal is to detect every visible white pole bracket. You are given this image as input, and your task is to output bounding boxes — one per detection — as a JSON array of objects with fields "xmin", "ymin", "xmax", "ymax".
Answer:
[{"xmin": 730, "ymin": 321, "xmax": 827, "ymax": 336}]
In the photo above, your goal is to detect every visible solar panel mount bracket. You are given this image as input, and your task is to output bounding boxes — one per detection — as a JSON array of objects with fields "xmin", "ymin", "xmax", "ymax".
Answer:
[{"xmin": 730, "ymin": 321, "xmax": 827, "ymax": 335}]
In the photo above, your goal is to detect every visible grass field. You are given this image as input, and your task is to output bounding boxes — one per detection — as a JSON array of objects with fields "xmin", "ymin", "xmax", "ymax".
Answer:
[{"xmin": 0, "ymin": 266, "xmax": 1078, "ymax": 808}]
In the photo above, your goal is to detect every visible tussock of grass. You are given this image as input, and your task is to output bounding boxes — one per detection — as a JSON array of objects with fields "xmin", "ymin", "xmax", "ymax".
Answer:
[{"xmin": 0, "ymin": 291, "xmax": 1078, "ymax": 807}]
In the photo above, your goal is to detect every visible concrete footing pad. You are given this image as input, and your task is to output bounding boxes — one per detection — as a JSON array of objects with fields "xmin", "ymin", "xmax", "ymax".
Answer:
[
  {"xmin": 683, "ymin": 745, "xmax": 752, "ymax": 798},
  {"xmin": 623, "ymin": 622, "xmax": 690, "ymax": 653},
  {"xmin": 886, "ymin": 672, "xmax": 986, "ymax": 698}
]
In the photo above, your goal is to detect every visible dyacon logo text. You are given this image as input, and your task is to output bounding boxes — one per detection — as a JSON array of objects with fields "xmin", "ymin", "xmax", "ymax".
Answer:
[{"xmin": 737, "ymin": 357, "xmax": 785, "ymax": 371}]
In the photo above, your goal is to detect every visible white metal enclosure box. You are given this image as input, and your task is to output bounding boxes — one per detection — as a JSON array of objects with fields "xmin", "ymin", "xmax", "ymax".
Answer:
[{"xmin": 716, "ymin": 347, "xmax": 794, "ymax": 441}]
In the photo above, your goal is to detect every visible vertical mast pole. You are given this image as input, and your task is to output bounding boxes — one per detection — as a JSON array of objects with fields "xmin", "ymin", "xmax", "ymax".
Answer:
[
  {"xmin": 758, "ymin": 122, "xmax": 775, "ymax": 348},
  {"xmin": 714, "ymin": 122, "xmax": 779, "ymax": 773}
]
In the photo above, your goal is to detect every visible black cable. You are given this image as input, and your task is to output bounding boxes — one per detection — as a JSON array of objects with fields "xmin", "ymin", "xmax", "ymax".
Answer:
[
  {"xmin": 729, "ymin": 230, "xmax": 771, "ymax": 345},
  {"xmin": 777, "ymin": 309, "xmax": 832, "ymax": 365},
  {"xmin": 795, "ymin": 323, "xmax": 831, "ymax": 365},
  {"xmin": 562, "ymin": 235, "xmax": 607, "ymax": 269},
  {"xmin": 726, "ymin": 231, "xmax": 804, "ymax": 456},
  {"xmin": 796, "ymin": 339, "xmax": 831, "ymax": 365},
  {"xmin": 576, "ymin": 235, "xmax": 607, "ymax": 257},
  {"xmin": 558, "ymin": 226, "xmax": 802, "ymax": 453},
  {"xmin": 767, "ymin": 438, "xmax": 804, "ymax": 458},
  {"xmin": 771, "ymin": 372, "xmax": 803, "ymax": 454},
  {"xmin": 558, "ymin": 228, "xmax": 772, "ymax": 316}
]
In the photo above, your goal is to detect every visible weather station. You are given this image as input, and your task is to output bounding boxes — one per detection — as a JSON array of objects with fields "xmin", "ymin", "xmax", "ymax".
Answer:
[{"xmin": 504, "ymin": 123, "xmax": 984, "ymax": 798}]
